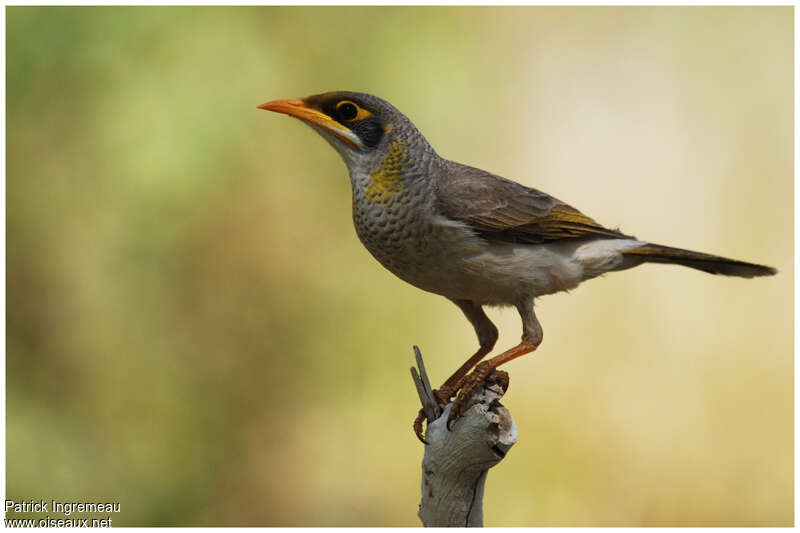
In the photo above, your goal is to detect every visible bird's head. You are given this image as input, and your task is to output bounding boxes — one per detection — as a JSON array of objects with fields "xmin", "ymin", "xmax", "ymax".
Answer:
[{"xmin": 258, "ymin": 91, "xmax": 432, "ymax": 171}]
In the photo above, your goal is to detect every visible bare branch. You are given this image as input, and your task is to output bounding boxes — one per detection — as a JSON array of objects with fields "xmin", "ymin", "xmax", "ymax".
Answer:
[{"xmin": 411, "ymin": 348, "xmax": 518, "ymax": 527}]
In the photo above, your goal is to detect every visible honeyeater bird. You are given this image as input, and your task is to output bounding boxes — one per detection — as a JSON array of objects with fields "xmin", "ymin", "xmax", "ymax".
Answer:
[{"xmin": 259, "ymin": 91, "xmax": 777, "ymax": 442}]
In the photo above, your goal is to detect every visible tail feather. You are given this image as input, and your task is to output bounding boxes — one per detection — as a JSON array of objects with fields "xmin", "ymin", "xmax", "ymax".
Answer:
[{"xmin": 623, "ymin": 243, "xmax": 777, "ymax": 278}]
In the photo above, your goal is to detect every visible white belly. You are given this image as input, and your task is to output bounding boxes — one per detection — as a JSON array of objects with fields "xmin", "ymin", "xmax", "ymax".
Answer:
[{"xmin": 389, "ymin": 216, "xmax": 645, "ymax": 306}]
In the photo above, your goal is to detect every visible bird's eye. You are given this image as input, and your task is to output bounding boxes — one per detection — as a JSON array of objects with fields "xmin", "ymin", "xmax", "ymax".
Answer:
[{"xmin": 337, "ymin": 101, "xmax": 359, "ymax": 121}]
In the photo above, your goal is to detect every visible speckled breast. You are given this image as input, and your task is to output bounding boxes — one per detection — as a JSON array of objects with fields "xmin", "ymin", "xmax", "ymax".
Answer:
[
  {"xmin": 350, "ymin": 139, "xmax": 439, "ymax": 287},
  {"xmin": 352, "ymin": 184, "xmax": 437, "ymax": 282}
]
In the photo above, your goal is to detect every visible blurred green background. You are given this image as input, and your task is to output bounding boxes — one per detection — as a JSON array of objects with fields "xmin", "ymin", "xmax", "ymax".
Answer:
[{"xmin": 6, "ymin": 6, "xmax": 792, "ymax": 526}]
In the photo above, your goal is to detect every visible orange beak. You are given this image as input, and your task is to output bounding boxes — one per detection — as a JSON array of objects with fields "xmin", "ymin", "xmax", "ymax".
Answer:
[{"xmin": 258, "ymin": 98, "xmax": 358, "ymax": 148}]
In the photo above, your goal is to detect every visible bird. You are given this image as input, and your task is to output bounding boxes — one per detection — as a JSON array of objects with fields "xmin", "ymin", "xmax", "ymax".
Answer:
[{"xmin": 258, "ymin": 91, "xmax": 777, "ymax": 443}]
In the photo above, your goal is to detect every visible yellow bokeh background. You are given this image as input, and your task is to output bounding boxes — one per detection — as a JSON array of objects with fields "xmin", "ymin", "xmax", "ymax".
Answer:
[{"xmin": 6, "ymin": 6, "xmax": 792, "ymax": 526}]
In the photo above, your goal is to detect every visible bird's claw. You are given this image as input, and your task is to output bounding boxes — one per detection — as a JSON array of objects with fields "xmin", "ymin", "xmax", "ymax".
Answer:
[
  {"xmin": 416, "ymin": 368, "xmax": 510, "ymax": 439},
  {"xmin": 446, "ymin": 361, "xmax": 493, "ymax": 430},
  {"xmin": 413, "ymin": 408, "xmax": 429, "ymax": 444},
  {"xmin": 445, "ymin": 363, "xmax": 510, "ymax": 431},
  {"xmin": 414, "ymin": 387, "xmax": 456, "ymax": 444},
  {"xmin": 487, "ymin": 369, "xmax": 510, "ymax": 393},
  {"xmin": 433, "ymin": 386, "xmax": 455, "ymax": 405}
]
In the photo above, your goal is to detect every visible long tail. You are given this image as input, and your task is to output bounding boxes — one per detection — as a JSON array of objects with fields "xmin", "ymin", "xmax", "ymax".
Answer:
[{"xmin": 623, "ymin": 243, "xmax": 777, "ymax": 278}]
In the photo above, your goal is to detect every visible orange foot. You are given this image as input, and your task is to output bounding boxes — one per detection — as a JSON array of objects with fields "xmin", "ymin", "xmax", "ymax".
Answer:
[
  {"xmin": 446, "ymin": 363, "xmax": 510, "ymax": 430},
  {"xmin": 413, "ymin": 387, "xmax": 458, "ymax": 443},
  {"xmin": 444, "ymin": 339, "xmax": 536, "ymax": 430}
]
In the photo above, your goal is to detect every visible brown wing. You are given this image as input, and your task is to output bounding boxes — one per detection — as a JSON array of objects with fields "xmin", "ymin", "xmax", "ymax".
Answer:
[{"xmin": 435, "ymin": 161, "xmax": 633, "ymax": 244}]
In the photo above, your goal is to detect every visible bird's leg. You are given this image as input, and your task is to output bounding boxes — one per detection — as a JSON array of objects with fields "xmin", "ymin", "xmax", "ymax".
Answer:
[
  {"xmin": 445, "ymin": 342, "xmax": 535, "ymax": 430},
  {"xmin": 447, "ymin": 295, "xmax": 542, "ymax": 430},
  {"xmin": 413, "ymin": 300, "xmax": 497, "ymax": 443},
  {"xmin": 434, "ymin": 300, "xmax": 499, "ymax": 403}
]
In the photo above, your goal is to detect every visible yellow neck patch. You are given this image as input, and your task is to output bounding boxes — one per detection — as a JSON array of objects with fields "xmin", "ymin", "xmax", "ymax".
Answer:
[{"xmin": 365, "ymin": 140, "xmax": 409, "ymax": 203}]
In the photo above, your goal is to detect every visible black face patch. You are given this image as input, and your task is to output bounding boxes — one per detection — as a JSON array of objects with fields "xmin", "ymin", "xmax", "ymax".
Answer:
[
  {"xmin": 318, "ymin": 98, "xmax": 342, "ymax": 120},
  {"xmin": 348, "ymin": 116, "xmax": 384, "ymax": 148},
  {"xmin": 312, "ymin": 95, "xmax": 385, "ymax": 149}
]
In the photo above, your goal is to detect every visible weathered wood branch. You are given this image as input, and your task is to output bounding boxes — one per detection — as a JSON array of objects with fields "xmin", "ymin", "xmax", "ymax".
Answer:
[{"xmin": 411, "ymin": 346, "xmax": 518, "ymax": 527}]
